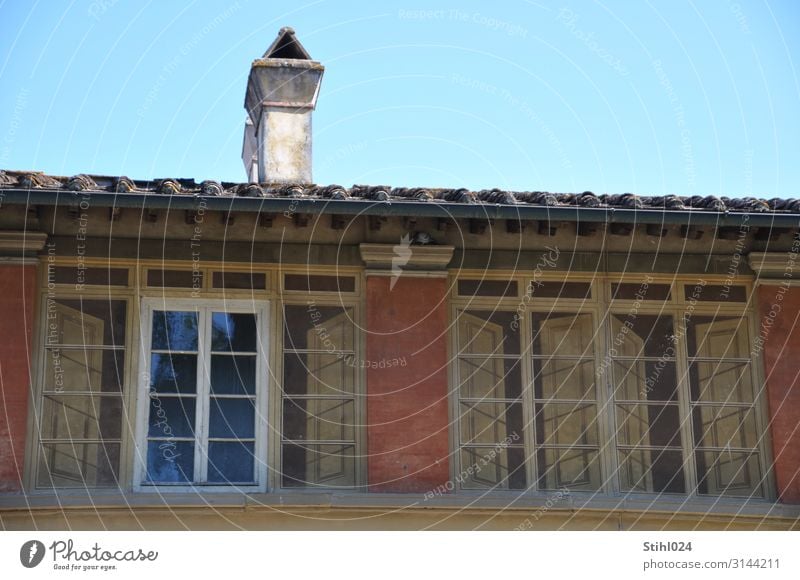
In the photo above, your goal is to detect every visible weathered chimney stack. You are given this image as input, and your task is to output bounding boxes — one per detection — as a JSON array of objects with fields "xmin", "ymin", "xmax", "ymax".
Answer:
[{"xmin": 243, "ymin": 27, "xmax": 324, "ymax": 184}]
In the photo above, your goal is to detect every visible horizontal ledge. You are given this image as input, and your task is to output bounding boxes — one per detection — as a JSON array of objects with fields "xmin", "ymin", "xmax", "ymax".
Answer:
[
  {"xmin": 2, "ymin": 492, "xmax": 798, "ymax": 520},
  {"xmin": 3, "ymin": 189, "xmax": 800, "ymax": 227},
  {"xmin": 365, "ymin": 270, "xmax": 448, "ymax": 278},
  {"xmin": 0, "ymin": 230, "xmax": 48, "ymax": 256}
]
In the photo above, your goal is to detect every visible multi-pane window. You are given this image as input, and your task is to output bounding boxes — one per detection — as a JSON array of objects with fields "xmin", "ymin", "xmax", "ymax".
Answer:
[
  {"xmin": 612, "ymin": 314, "xmax": 686, "ymax": 493},
  {"xmin": 532, "ymin": 312, "xmax": 601, "ymax": 491},
  {"xmin": 36, "ymin": 299, "xmax": 127, "ymax": 488},
  {"xmin": 281, "ymin": 304, "xmax": 358, "ymax": 488},
  {"xmin": 453, "ymin": 278, "xmax": 769, "ymax": 499},
  {"xmin": 456, "ymin": 310, "xmax": 526, "ymax": 489},
  {"xmin": 138, "ymin": 300, "xmax": 266, "ymax": 488},
  {"xmin": 687, "ymin": 316, "xmax": 763, "ymax": 497}
]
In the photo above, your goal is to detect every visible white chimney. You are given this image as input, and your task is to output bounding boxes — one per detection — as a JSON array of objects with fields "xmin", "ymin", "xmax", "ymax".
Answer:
[{"xmin": 243, "ymin": 27, "xmax": 324, "ymax": 184}]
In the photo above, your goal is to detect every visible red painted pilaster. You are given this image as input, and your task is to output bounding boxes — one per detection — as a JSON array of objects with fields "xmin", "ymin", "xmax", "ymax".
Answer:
[
  {"xmin": 758, "ymin": 284, "xmax": 800, "ymax": 503},
  {"xmin": 0, "ymin": 263, "xmax": 38, "ymax": 492},
  {"xmin": 366, "ymin": 276, "xmax": 450, "ymax": 493}
]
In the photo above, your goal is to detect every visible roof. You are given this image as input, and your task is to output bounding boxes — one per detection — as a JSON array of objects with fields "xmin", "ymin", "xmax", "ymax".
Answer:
[{"xmin": 1, "ymin": 170, "xmax": 799, "ymax": 228}]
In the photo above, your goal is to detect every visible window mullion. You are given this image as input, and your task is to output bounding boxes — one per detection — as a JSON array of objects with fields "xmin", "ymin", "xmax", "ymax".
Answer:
[
  {"xmin": 596, "ymin": 289, "xmax": 620, "ymax": 497},
  {"xmin": 195, "ymin": 306, "xmax": 211, "ymax": 484},
  {"xmin": 675, "ymin": 318, "xmax": 698, "ymax": 497},
  {"xmin": 520, "ymin": 311, "xmax": 536, "ymax": 492}
]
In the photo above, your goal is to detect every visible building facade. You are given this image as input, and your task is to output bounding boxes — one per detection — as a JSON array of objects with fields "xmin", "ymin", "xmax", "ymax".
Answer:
[{"xmin": 0, "ymin": 29, "xmax": 799, "ymax": 530}]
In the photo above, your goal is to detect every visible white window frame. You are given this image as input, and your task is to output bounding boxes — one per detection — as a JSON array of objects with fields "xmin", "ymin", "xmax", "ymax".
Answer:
[{"xmin": 133, "ymin": 298, "xmax": 269, "ymax": 492}]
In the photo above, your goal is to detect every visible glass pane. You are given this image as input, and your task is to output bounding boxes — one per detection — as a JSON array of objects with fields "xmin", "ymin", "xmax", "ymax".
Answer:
[
  {"xmin": 147, "ymin": 269, "xmax": 200, "ymax": 288},
  {"xmin": 147, "ymin": 396, "xmax": 195, "ymax": 438},
  {"xmin": 37, "ymin": 442, "xmax": 119, "ymax": 488},
  {"xmin": 615, "ymin": 404, "xmax": 682, "ymax": 447},
  {"xmin": 145, "ymin": 441, "xmax": 194, "ymax": 483},
  {"xmin": 53, "ymin": 267, "xmax": 129, "ymax": 287},
  {"xmin": 210, "ymin": 355, "xmax": 256, "ymax": 395},
  {"xmin": 457, "ymin": 279, "xmax": 517, "ymax": 297},
  {"xmin": 211, "ymin": 312, "xmax": 257, "ymax": 352},
  {"xmin": 212, "ymin": 271, "xmax": 266, "ymax": 290},
  {"xmin": 457, "ymin": 310, "xmax": 520, "ymax": 356},
  {"xmin": 533, "ymin": 359, "xmax": 595, "ymax": 400},
  {"xmin": 43, "ymin": 349, "xmax": 124, "ymax": 393},
  {"xmin": 687, "ymin": 317, "xmax": 750, "ymax": 358},
  {"xmin": 284, "ymin": 305, "xmax": 354, "ymax": 351},
  {"xmin": 460, "ymin": 402, "xmax": 523, "ymax": 445},
  {"xmin": 283, "ymin": 352, "xmax": 355, "ymax": 396},
  {"xmin": 690, "ymin": 361, "xmax": 753, "ymax": 403},
  {"xmin": 209, "ymin": 398, "xmax": 255, "ymax": 439},
  {"xmin": 40, "ymin": 395, "xmax": 122, "ymax": 439},
  {"xmin": 696, "ymin": 451, "xmax": 763, "ymax": 497},
  {"xmin": 50, "ymin": 299, "xmax": 126, "ymax": 347},
  {"xmin": 692, "ymin": 406, "xmax": 758, "ymax": 449},
  {"xmin": 151, "ymin": 310, "xmax": 198, "ymax": 351},
  {"xmin": 282, "ymin": 444, "xmax": 355, "ymax": 487},
  {"xmin": 285, "ymin": 274, "xmax": 355, "ymax": 293},
  {"xmin": 537, "ymin": 448, "xmax": 601, "ymax": 491},
  {"xmin": 535, "ymin": 403, "xmax": 598, "ymax": 446},
  {"xmin": 612, "ymin": 359, "xmax": 678, "ymax": 401},
  {"xmin": 458, "ymin": 357, "xmax": 522, "ymax": 399},
  {"xmin": 460, "ymin": 447, "xmax": 526, "ymax": 490},
  {"xmin": 527, "ymin": 282, "xmax": 591, "ymax": 299},
  {"xmin": 283, "ymin": 399, "xmax": 355, "ymax": 441},
  {"xmin": 532, "ymin": 313, "xmax": 594, "ymax": 357},
  {"xmin": 611, "ymin": 282, "xmax": 671, "ymax": 301},
  {"xmin": 610, "ymin": 314, "xmax": 675, "ymax": 358},
  {"xmin": 686, "ymin": 284, "xmax": 747, "ymax": 303},
  {"xmin": 149, "ymin": 353, "xmax": 197, "ymax": 394},
  {"xmin": 207, "ymin": 441, "xmax": 255, "ymax": 483},
  {"xmin": 618, "ymin": 449, "xmax": 686, "ymax": 493}
]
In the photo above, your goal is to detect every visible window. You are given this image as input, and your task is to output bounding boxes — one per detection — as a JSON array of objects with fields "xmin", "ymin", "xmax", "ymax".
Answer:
[
  {"xmin": 687, "ymin": 316, "xmax": 762, "ymax": 497},
  {"xmin": 532, "ymin": 312, "xmax": 601, "ymax": 491},
  {"xmin": 456, "ymin": 310, "xmax": 525, "ymax": 489},
  {"xmin": 609, "ymin": 282, "xmax": 766, "ymax": 498},
  {"xmin": 35, "ymin": 298, "xmax": 128, "ymax": 488},
  {"xmin": 612, "ymin": 314, "xmax": 685, "ymax": 493},
  {"xmin": 452, "ymin": 277, "xmax": 770, "ymax": 499},
  {"xmin": 281, "ymin": 303, "xmax": 359, "ymax": 488},
  {"xmin": 135, "ymin": 299, "xmax": 268, "ymax": 490},
  {"xmin": 454, "ymin": 303, "xmax": 602, "ymax": 492}
]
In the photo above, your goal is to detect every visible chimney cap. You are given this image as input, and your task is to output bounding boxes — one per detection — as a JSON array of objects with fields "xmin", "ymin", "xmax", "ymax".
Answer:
[{"xmin": 262, "ymin": 26, "xmax": 313, "ymax": 60}]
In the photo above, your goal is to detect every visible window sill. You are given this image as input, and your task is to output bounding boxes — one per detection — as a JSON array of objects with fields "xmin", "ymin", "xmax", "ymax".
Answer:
[{"xmin": 1, "ymin": 490, "xmax": 798, "ymax": 521}]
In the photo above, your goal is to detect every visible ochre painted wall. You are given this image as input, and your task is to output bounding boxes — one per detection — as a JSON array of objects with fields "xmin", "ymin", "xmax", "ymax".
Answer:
[
  {"xmin": 0, "ymin": 264, "xmax": 37, "ymax": 492},
  {"xmin": 365, "ymin": 275, "xmax": 450, "ymax": 493},
  {"xmin": 758, "ymin": 284, "xmax": 800, "ymax": 503},
  {"xmin": 1, "ymin": 504, "xmax": 797, "ymax": 531}
]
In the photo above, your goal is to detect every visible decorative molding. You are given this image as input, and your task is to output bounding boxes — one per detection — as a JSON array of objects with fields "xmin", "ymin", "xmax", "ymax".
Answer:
[
  {"xmin": 359, "ymin": 243, "xmax": 454, "ymax": 277},
  {"xmin": 0, "ymin": 256, "xmax": 40, "ymax": 265},
  {"xmin": 364, "ymin": 270, "xmax": 448, "ymax": 279},
  {"xmin": 748, "ymin": 251, "xmax": 800, "ymax": 279},
  {"xmin": 0, "ymin": 231, "xmax": 48, "ymax": 257}
]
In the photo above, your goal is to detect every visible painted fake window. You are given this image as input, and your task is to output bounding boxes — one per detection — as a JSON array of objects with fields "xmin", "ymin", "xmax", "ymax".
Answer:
[
  {"xmin": 532, "ymin": 312, "xmax": 601, "ymax": 491},
  {"xmin": 137, "ymin": 300, "xmax": 267, "ymax": 488},
  {"xmin": 456, "ymin": 310, "xmax": 526, "ymax": 489},
  {"xmin": 609, "ymin": 281, "xmax": 766, "ymax": 498},
  {"xmin": 687, "ymin": 316, "xmax": 763, "ymax": 497},
  {"xmin": 452, "ymin": 277, "xmax": 768, "ymax": 499},
  {"xmin": 454, "ymin": 289, "xmax": 601, "ymax": 492},
  {"xmin": 281, "ymin": 304, "xmax": 359, "ymax": 488},
  {"xmin": 35, "ymin": 299, "xmax": 127, "ymax": 488}
]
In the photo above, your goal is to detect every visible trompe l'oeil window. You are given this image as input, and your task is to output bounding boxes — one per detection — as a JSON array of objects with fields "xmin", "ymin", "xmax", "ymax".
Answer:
[{"xmin": 453, "ymin": 279, "xmax": 768, "ymax": 498}]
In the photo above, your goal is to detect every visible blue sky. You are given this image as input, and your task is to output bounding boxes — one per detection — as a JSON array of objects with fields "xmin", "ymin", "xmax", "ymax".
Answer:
[{"xmin": 0, "ymin": 0, "xmax": 798, "ymax": 197}]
